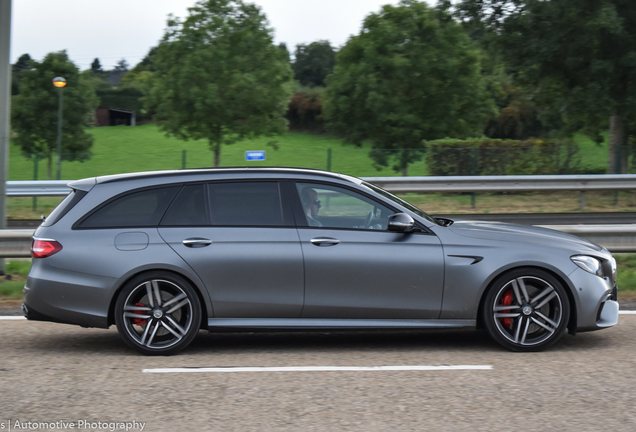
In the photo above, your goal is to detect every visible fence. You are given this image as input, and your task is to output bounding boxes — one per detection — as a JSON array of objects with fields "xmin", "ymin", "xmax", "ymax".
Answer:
[
  {"xmin": 7, "ymin": 174, "xmax": 636, "ymax": 211},
  {"xmin": 7, "ymin": 144, "xmax": 629, "ymax": 181}
]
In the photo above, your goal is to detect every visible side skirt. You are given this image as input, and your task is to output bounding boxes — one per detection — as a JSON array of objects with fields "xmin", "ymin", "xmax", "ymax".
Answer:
[{"xmin": 207, "ymin": 318, "xmax": 476, "ymax": 332}]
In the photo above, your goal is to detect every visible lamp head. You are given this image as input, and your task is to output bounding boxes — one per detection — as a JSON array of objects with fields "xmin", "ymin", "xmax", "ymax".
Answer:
[{"xmin": 52, "ymin": 77, "xmax": 66, "ymax": 88}]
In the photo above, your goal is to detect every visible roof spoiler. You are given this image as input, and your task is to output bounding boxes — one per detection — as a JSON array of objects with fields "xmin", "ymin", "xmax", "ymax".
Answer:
[{"xmin": 67, "ymin": 177, "xmax": 96, "ymax": 193}]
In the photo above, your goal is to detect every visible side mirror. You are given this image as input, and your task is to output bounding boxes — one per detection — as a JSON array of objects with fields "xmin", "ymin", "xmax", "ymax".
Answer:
[{"xmin": 387, "ymin": 213, "xmax": 415, "ymax": 233}]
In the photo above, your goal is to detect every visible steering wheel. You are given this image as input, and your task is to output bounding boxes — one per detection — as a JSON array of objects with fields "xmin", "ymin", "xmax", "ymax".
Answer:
[{"xmin": 363, "ymin": 210, "xmax": 374, "ymax": 229}]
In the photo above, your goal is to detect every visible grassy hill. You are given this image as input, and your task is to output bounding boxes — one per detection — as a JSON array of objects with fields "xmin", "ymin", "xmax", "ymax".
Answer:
[
  {"xmin": 8, "ymin": 125, "xmax": 427, "ymax": 180},
  {"xmin": 8, "ymin": 125, "xmax": 611, "ymax": 181}
]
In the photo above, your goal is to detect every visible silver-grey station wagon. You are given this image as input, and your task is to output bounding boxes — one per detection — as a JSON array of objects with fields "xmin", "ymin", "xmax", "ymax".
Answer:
[{"xmin": 23, "ymin": 168, "xmax": 619, "ymax": 355}]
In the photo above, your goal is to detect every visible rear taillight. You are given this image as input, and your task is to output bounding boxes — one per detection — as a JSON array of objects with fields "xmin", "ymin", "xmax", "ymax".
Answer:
[{"xmin": 31, "ymin": 239, "xmax": 63, "ymax": 258}]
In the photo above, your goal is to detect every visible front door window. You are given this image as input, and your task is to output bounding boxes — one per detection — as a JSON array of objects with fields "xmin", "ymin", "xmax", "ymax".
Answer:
[{"xmin": 295, "ymin": 183, "xmax": 394, "ymax": 230}]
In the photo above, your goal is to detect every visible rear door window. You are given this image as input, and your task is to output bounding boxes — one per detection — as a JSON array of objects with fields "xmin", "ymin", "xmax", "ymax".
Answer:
[
  {"xmin": 160, "ymin": 184, "xmax": 207, "ymax": 226},
  {"xmin": 77, "ymin": 186, "xmax": 180, "ymax": 229},
  {"xmin": 208, "ymin": 182, "xmax": 285, "ymax": 226}
]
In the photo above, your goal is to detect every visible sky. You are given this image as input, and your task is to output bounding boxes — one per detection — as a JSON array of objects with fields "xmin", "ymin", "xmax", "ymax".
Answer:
[{"xmin": 7, "ymin": 0, "xmax": 422, "ymax": 70}]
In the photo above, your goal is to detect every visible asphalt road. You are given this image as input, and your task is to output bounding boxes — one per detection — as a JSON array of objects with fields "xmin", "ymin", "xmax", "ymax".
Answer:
[{"xmin": 1, "ymin": 316, "xmax": 635, "ymax": 431}]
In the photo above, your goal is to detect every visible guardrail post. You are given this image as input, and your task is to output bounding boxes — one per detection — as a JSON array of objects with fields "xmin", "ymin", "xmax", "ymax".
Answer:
[
  {"xmin": 579, "ymin": 191, "xmax": 586, "ymax": 210},
  {"xmin": 182, "ymin": 150, "xmax": 187, "ymax": 169},
  {"xmin": 327, "ymin": 148, "xmax": 332, "ymax": 172},
  {"xmin": 32, "ymin": 153, "xmax": 38, "ymax": 211},
  {"xmin": 471, "ymin": 147, "xmax": 477, "ymax": 209}
]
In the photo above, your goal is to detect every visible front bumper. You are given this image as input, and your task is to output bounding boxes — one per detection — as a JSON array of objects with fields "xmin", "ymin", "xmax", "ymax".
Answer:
[{"xmin": 570, "ymin": 267, "xmax": 619, "ymax": 332}]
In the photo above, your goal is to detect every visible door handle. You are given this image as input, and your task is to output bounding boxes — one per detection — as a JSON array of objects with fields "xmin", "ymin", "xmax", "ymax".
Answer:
[
  {"xmin": 310, "ymin": 237, "xmax": 340, "ymax": 246},
  {"xmin": 182, "ymin": 238, "xmax": 212, "ymax": 248}
]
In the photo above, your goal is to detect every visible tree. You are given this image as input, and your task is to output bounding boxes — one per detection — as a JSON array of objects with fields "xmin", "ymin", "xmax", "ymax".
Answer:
[
  {"xmin": 287, "ymin": 83, "xmax": 325, "ymax": 132},
  {"xmin": 455, "ymin": 0, "xmax": 636, "ymax": 173},
  {"xmin": 91, "ymin": 58, "xmax": 103, "ymax": 75},
  {"xmin": 11, "ymin": 53, "xmax": 32, "ymax": 95},
  {"xmin": 114, "ymin": 58, "xmax": 129, "ymax": 72},
  {"xmin": 324, "ymin": 0, "xmax": 494, "ymax": 175},
  {"xmin": 136, "ymin": 47, "xmax": 158, "ymax": 73},
  {"xmin": 11, "ymin": 51, "xmax": 98, "ymax": 178},
  {"xmin": 12, "ymin": 53, "xmax": 31, "ymax": 72},
  {"xmin": 278, "ymin": 42, "xmax": 291, "ymax": 64},
  {"xmin": 81, "ymin": 69, "xmax": 112, "ymax": 93},
  {"xmin": 292, "ymin": 40, "xmax": 336, "ymax": 87},
  {"xmin": 148, "ymin": 0, "xmax": 292, "ymax": 167}
]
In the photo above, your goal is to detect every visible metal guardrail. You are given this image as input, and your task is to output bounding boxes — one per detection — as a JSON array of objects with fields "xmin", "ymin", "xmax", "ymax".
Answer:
[
  {"xmin": 0, "ymin": 230, "xmax": 34, "ymax": 258},
  {"xmin": 6, "ymin": 180, "xmax": 72, "ymax": 197},
  {"xmin": 2, "ymin": 225, "xmax": 636, "ymax": 257},
  {"xmin": 2, "ymin": 176, "xmax": 636, "ymax": 257},
  {"xmin": 363, "ymin": 174, "xmax": 636, "ymax": 193},
  {"xmin": 538, "ymin": 225, "xmax": 636, "ymax": 253},
  {"xmin": 5, "ymin": 175, "xmax": 636, "ymax": 197}
]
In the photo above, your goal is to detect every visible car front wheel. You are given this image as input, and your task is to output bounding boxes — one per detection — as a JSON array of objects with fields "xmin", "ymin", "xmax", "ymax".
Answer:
[
  {"xmin": 114, "ymin": 272, "xmax": 201, "ymax": 355},
  {"xmin": 483, "ymin": 268, "xmax": 570, "ymax": 352}
]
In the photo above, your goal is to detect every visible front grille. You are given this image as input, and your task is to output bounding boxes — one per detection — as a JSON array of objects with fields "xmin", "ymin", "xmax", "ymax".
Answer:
[
  {"xmin": 596, "ymin": 302, "xmax": 605, "ymax": 323},
  {"xmin": 610, "ymin": 285, "xmax": 618, "ymax": 301},
  {"xmin": 601, "ymin": 260, "xmax": 616, "ymax": 285}
]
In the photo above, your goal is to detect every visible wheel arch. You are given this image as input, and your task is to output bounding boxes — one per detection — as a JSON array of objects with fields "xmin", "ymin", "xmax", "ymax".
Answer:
[
  {"xmin": 107, "ymin": 268, "xmax": 210, "ymax": 329},
  {"xmin": 476, "ymin": 265, "xmax": 577, "ymax": 334}
]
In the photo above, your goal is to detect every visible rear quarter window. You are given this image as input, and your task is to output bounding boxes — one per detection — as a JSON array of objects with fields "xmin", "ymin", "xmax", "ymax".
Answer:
[
  {"xmin": 42, "ymin": 190, "xmax": 87, "ymax": 227},
  {"xmin": 76, "ymin": 186, "xmax": 180, "ymax": 229}
]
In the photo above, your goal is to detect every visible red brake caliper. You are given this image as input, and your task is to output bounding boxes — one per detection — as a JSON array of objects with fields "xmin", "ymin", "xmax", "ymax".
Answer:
[
  {"xmin": 132, "ymin": 302, "xmax": 148, "ymax": 326},
  {"xmin": 501, "ymin": 291, "xmax": 512, "ymax": 329}
]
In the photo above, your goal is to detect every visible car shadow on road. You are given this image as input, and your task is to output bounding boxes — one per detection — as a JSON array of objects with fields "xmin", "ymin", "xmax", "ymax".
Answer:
[
  {"xmin": 187, "ymin": 328, "xmax": 500, "ymax": 354},
  {"xmin": 20, "ymin": 326, "xmax": 614, "ymax": 356},
  {"xmin": 186, "ymin": 327, "xmax": 614, "ymax": 355}
]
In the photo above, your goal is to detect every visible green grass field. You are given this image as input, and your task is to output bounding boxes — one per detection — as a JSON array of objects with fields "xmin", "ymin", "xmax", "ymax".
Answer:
[
  {"xmin": 7, "ymin": 125, "xmax": 632, "ymax": 219},
  {"xmin": 8, "ymin": 125, "xmax": 611, "ymax": 181},
  {"xmin": 8, "ymin": 125, "xmax": 428, "ymax": 180},
  {"xmin": 573, "ymin": 132, "xmax": 609, "ymax": 173},
  {"xmin": 616, "ymin": 254, "xmax": 636, "ymax": 299},
  {"xmin": 0, "ymin": 261, "xmax": 30, "ymax": 301}
]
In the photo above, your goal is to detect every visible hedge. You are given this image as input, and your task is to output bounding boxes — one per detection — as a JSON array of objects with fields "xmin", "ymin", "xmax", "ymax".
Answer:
[{"xmin": 425, "ymin": 138, "xmax": 580, "ymax": 176}]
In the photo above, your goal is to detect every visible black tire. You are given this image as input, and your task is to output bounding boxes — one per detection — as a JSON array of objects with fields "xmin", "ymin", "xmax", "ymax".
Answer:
[
  {"xmin": 482, "ymin": 268, "xmax": 570, "ymax": 352},
  {"xmin": 114, "ymin": 271, "xmax": 201, "ymax": 356}
]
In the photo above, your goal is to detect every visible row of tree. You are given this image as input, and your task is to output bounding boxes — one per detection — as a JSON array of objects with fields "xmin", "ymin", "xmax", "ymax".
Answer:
[{"xmin": 10, "ymin": 0, "xmax": 636, "ymax": 176}]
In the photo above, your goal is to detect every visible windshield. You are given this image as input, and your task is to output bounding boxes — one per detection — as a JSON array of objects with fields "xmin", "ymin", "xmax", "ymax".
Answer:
[{"xmin": 361, "ymin": 181, "xmax": 441, "ymax": 226}]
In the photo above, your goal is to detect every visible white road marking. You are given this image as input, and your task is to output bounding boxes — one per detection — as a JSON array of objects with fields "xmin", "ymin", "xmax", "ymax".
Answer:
[
  {"xmin": 143, "ymin": 365, "xmax": 493, "ymax": 373},
  {"xmin": 620, "ymin": 310, "xmax": 636, "ymax": 315}
]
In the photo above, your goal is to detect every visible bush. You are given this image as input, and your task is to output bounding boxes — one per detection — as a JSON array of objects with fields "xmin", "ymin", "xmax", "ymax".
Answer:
[
  {"xmin": 426, "ymin": 138, "xmax": 581, "ymax": 176},
  {"xmin": 286, "ymin": 85, "xmax": 325, "ymax": 132}
]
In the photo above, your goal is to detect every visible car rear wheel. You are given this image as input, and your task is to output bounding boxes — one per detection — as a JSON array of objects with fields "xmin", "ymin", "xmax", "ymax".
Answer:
[
  {"xmin": 114, "ymin": 272, "xmax": 201, "ymax": 355},
  {"xmin": 483, "ymin": 268, "xmax": 570, "ymax": 352}
]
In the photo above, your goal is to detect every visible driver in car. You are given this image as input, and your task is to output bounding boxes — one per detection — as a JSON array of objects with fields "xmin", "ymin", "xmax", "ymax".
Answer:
[{"xmin": 301, "ymin": 187, "xmax": 323, "ymax": 227}]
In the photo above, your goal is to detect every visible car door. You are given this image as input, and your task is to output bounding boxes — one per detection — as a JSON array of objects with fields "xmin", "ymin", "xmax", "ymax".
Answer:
[
  {"xmin": 294, "ymin": 182, "xmax": 444, "ymax": 319},
  {"xmin": 158, "ymin": 181, "xmax": 304, "ymax": 318}
]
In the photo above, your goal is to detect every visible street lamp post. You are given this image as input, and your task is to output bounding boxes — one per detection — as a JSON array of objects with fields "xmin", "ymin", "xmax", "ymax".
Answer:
[
  {"xmin": 0, "ymin": 0, "xmax": 13, "ymax": 275},
  {"xmin": 52, "ymin": 77, "xmax": 66, "ymax": 180}
]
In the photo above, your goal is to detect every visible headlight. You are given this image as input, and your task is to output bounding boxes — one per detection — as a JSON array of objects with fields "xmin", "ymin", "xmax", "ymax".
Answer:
[
  {"xmin": 571, "ymin": 255, "xmax": 604, "ymax": 277},
  {"xmin": 610, "ymin": 256, "xmax": 617, "ymax": 279}
]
